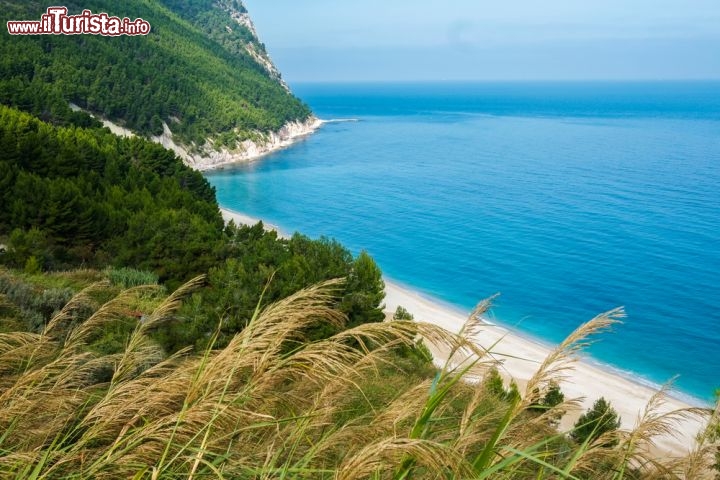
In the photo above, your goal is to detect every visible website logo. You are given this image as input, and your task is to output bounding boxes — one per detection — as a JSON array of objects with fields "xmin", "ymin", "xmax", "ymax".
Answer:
[{"xmin": 7, "ymin": 7, "xmax": 151, "ymax": 36}]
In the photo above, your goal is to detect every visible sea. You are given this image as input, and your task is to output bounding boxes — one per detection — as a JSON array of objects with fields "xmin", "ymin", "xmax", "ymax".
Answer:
[{"xmin": 205, "ymin": 81, "xmax": 720, "ymax": 404}]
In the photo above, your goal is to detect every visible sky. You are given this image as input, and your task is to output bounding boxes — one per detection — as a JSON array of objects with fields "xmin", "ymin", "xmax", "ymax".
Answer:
[{"xmin": 242, "ymin": 0, "xmax": 720, "ymax": 83}]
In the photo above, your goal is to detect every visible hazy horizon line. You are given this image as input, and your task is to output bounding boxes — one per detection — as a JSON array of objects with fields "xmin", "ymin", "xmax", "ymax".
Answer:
[{"xmin": 288, "ymin": 78, "xmax": 720, "ymax": 85}]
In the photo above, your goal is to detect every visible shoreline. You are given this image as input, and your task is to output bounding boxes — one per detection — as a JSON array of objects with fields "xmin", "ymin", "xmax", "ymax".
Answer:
[
  {"xmin": 218, "ymin": 206, "xmax": 708, "ymax": 457},
  {"xmin": 69, "ymin": 103, "xmax": 324, "ymax": 172},
  {"xmin": 385, "ymin": 277, "xmax": 709, "ymax": 408},
  {"xmin": 190, "ymin": 116, "xmax": 325, "ymax": 172}
]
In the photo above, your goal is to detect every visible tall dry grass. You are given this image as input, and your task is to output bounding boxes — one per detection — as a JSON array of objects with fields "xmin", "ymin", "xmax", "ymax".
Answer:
[{"xmin": 0, "ymin": 276, "xmax": 716, "ymax": 479}]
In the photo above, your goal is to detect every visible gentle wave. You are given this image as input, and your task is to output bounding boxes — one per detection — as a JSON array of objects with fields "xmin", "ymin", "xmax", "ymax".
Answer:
[{"xmin": 322, "ymin": 118, "xmax": 360, "ymax": 123}]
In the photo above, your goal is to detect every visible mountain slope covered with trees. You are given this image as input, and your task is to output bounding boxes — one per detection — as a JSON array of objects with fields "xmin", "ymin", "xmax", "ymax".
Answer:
[
  {"xmin": 0, "ymin": 0, "xmax": 385, "ymax": 349},
  {"xmin": 0, "ymin": 0, "xmax": 310, "ymax": 149}
]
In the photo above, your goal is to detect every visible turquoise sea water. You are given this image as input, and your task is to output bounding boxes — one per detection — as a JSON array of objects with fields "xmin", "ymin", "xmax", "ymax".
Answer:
[{"xmin": 206, "ymin": 82, "xmax": 720, "ymax": 403}]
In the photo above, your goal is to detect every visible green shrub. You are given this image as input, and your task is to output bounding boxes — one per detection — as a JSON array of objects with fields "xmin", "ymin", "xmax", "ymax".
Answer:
[
  {"xmin": 0, "ymin": 271, "xmax": 34, "ymax": 311},
  {"xmin": 393, "ymin": 305, "xmax": 414, "ymax": 321},
  {"xmin": 105, "ymin": 267, "xmax": 159, "ymax": 288},
  {"xmin": 571, "ymin": 397, "xmax": 621, "ymax": 445},
  {"xmin": 32, "ymin": 287, "xmax": 74, "ymax": 320},
  {"xmin": 23, "ymin": 255, "xmax": 42, "ymax": 275}
]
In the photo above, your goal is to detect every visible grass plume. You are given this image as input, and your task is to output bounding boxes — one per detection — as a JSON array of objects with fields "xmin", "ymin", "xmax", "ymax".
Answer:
[{"xmin": 0, "ymin": 278, "xmax": 713, "ymax": 479}]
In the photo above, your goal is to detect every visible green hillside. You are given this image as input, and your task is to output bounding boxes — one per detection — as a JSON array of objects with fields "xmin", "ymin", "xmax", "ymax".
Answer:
[
  {"xmin": 0, "ymin": 103, "xmax": 385, "ymax": 343},
  {"xmin": 0, "ymin": 0, "xmax": 311, "ymax": 148},
  {"xmin": 0, "ymin": 104, "xmax": 223, "ymax": 281}
]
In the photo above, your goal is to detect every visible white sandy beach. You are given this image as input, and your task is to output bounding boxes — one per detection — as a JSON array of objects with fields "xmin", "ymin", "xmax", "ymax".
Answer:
[
  {"xmin": 220, "ymin": 206, "xmax": 707, "ymax": 457},
  {"xmin": 382, "ymin": 279, "xmax": 706, "ymax": 457}
]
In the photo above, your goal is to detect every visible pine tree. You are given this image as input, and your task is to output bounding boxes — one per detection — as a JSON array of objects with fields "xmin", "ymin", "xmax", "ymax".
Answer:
[{"xmin": 571, "ymin": 397, "xmax": 621, "ymax": 445}]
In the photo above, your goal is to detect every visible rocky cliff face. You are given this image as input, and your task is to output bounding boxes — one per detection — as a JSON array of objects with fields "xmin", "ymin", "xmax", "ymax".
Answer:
[
  {"xmin": 71, "ymin": 103, "xmax": 323, "ymax": 171},
  {"xmin": 216, "ymin": 0, "xmax": 289, "ymax": 91},
  {"xmin": 153, "ymin": 116, "xmax": 324, "ymax": 171}
]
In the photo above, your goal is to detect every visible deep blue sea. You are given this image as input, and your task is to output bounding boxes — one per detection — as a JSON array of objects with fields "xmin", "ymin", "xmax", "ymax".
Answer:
[{"xmin": 206, "ymin": 82, "xmax": 720, "ymax": 403}]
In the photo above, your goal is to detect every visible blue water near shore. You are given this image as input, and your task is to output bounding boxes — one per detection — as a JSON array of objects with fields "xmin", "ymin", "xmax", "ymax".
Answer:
[{"xmin": 206, "ymin": 82, "xmax": 720, "ymax": 403}]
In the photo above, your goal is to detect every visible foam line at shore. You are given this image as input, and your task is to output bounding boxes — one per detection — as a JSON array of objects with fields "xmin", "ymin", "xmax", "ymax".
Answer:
[
  {"xmin": 218, "ymin": 206, "xmax": 707, "ymax": 457},
  {"xmin": 322, "ymin": 118, "xmax": 360, "ymax": 123}
]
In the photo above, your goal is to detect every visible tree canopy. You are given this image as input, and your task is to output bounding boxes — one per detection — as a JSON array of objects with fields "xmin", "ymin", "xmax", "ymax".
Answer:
[
  {"xmin": 0, "ymin": 0, "xmax": 311, "ymax": 147},
  {"xmin": 0, "ymin": 106, "xmax": 385, "ymax": 350}
]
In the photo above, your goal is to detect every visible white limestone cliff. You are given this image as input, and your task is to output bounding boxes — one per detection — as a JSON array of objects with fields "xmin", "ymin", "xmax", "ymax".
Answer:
[
  {"xmin": 152, "ymin": 116, "xmax": 324, "ymax": 171},
  {"xmin": 72, "ymin": 103, "xmax": 323, "ymax": 171}
]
